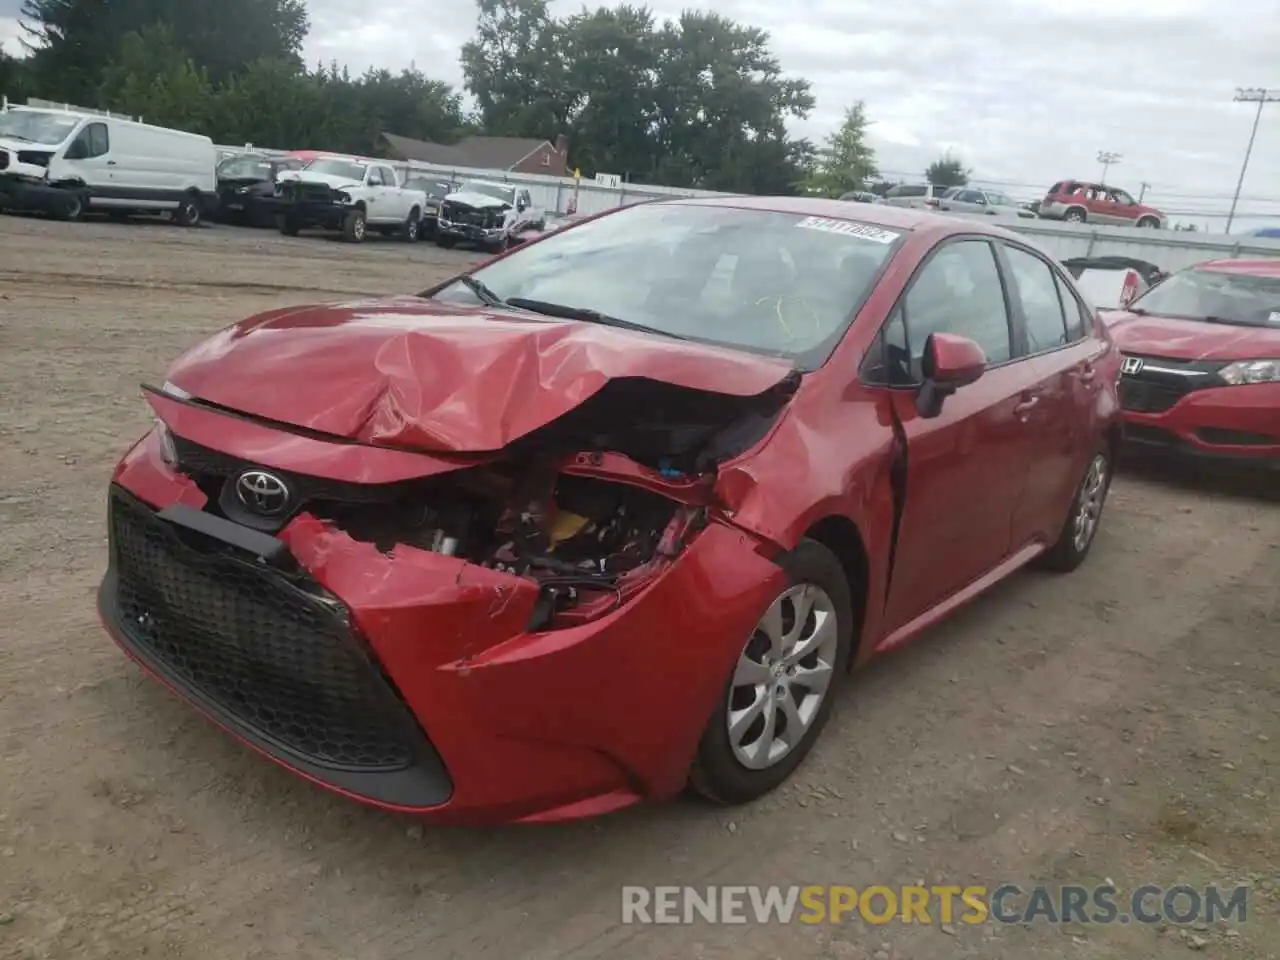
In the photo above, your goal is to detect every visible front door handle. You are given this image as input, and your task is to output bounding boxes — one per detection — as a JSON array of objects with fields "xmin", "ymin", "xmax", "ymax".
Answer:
[
  {"xmin": 106, "ymin": 160, "xmax": 116, "ymax": 165},
  {"xmin": 1078, "ymin": 363, "xmax": 1097, "ymax": 384},
  {"xmin": 1013, "ymin": 395, "xmax": 1040, "ymax": 419}
]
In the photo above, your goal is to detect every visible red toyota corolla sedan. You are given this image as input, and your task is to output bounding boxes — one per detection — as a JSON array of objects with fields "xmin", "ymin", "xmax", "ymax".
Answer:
[
  {"xmin": 98, "ymin": 197, "xmax": 1122, "ymax": 824},
  {"xmin": 1102, "ymin": 258, "xmax": 1280, "ymax": 465}
]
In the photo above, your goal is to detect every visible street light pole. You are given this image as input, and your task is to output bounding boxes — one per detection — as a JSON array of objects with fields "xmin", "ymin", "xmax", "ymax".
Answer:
[
  {"xmin": 1097, "ymin": 150, "xmax": 1121, "ymax": 183},
  {"xmin": 1227, "ymin": 87, "xmax": 1279, "ymax": 234}
]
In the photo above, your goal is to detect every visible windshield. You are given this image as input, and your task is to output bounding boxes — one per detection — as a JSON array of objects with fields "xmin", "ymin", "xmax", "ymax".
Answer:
[
  {"xmin": 459, "ymin": 181, "xmax": 515, "ymax": 203},
  {"xmin": 217, "ymin": 156, "xmax": 272, "ymax": 179},
  {"xmin": 1129, "ymin": 267, "xmax": 1280, "ymax": 328},
  {"xmin": 304, "ymin": 158, "xmax": 367, "ymax": 181},
  {"xmin": 428, "ymin": 203, "xmax": 904, "ymax": 367},
  {"xmin": 0, "ymin": 109, "xmax": 80, "ymax": 145}
]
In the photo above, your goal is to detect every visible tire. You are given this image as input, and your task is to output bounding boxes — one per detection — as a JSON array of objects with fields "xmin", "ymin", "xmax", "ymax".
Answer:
[
  {"xmin": 1136, "ymin": 216, "xmax": 1159, "ymax": 229},
  {"xmin": 1036, "ymin": 448, "xmax": 1112, "ymax": 573},
  {"xmin": 487, "ymin": 233, "xmax": 509, "ymax": 254},
  {"xmin": 402, "ymin": 208, "xmax": 421, "ymax": 242},
  {"xmin": 275, "ymin": 213, "xmax": 300, "ymax": 236},
  {"xmin": 688, "ymin": 538, "xmax": 854, "ymax": 805},
  {"xmin": 1064, "ymin": 208, "xmax": 1086, "ymax": 224},
  {"xmin": 437, "ymin": 235, "xmax": 456, "ymax": 249},
  {"xmin": 59, "ymin": 191, "xmax": 87, "ymax": 222},
  {"xmin": 174, "ymin": 193, "xmax": 202, "ymax": 227},
  {"xmin": 342, "ymin": 208, "xmax": 367, "ymax": 243}
]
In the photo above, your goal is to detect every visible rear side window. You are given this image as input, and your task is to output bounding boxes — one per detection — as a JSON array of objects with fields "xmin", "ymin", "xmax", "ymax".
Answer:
[
  {"xmin": 1054, "ymin": 273, "xmax": 1089, "ymax": 342},
  {"xmin": 1004, "ymin": 245, "xmax": 1070, "ymax": 352},
  {"xmin": 1048, "ymin": 181, "xmax": 1064, "ymax": 195}
]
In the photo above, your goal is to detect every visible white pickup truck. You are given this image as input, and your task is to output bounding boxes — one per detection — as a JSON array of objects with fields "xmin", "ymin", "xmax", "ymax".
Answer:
[
  {"xmin": 273, "ymin": 155, "xmax": 429, "ymax": 242},
  {"xmin": 435, "ymin": 180, "xmax": 546, "ymax": 252}
]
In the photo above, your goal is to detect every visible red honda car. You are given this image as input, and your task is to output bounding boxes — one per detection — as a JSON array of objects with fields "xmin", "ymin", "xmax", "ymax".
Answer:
[
  {"xmin": 98, "ymin": 197, "xmax": 1121, "ymax": 824},
  {"xmin": 1104, "ymin": 258, "xmax": 1280, "ymax": 466}
]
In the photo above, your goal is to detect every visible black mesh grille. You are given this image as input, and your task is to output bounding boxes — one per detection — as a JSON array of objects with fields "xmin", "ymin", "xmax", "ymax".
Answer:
[
  {"xmin": 1118, "ymin": 379, "xmax": 1188, "ymax": 413},
  {"xmin": 282, "ymin": 181, "xmax": 335, "ymax": 204},
  {"xmin": 442, "ymin": 201, "xmax": 497, "ymax": 227},
  {"xmin": 108, "ymin": 488, "xmax": 419, "ymax": 771}
]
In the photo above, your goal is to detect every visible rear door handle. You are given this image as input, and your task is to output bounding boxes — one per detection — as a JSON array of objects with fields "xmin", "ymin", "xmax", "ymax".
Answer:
[
  {"xmin": 1078, "ymin": 364, "xmax": 1097, "ymax": 383},
  {"xmin": 1013, "ymin": 394, "xmax": 1040, "ymax": 419}
]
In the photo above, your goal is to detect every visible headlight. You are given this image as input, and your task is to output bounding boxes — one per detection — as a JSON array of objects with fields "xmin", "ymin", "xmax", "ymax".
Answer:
[
  {"xmin": 1219, "ymin": 359, "xmax": 1280, "ymax": 385},
  {"xmin": 335, "ymin": 191, "xmax": 351, "ymax": 204}
]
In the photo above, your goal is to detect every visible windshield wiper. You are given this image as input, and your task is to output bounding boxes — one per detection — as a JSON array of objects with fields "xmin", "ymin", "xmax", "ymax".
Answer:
[
  {"xmin": 3, "ymin": 134, "xmax": 33, "ymax": 142},
  {"xmin": 504, "ymin": 297, "xmax": 689, "ymax": 340},
  {"xmin": 457, "ymin": 274, "xmax": 507, "ymax": 307}
]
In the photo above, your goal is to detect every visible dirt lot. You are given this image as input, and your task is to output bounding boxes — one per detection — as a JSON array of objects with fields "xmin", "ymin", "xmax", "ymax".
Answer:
[{"xmin": 0, "ymin": 214, "xmax": 1276, "ymax": 960}]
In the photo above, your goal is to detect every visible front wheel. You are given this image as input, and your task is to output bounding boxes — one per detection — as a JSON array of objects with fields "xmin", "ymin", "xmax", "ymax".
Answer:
[
  {"xmin": 688, "ymin": 539, "xmax": 854, "ymax": 805},
  {"xmin": 402, "ymin": 209, "xmax": 421, "ymax": 242},
  {"xmin": 341, "ymin": 208, "xmax": 367, "ymax": 243},
  {"xmin": 275, "ymin": 213, "xmax": 300, "ymax": 236},
  {"xmin": 1037, "ymin": 449, "xmax": 1111, "ymax": 573},
  {"xmin": 58, "ymin": 191, "xmax": 88, "ymax": 222},
  {"xmin": 436, "ymin": 235, "xmax": 456, "ymax": 249}
]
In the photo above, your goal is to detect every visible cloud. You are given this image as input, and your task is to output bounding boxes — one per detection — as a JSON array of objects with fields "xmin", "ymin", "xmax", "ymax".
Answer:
[{"xmin": 5, "ymin": 0, "xmax": 1279, "ymax": 228}]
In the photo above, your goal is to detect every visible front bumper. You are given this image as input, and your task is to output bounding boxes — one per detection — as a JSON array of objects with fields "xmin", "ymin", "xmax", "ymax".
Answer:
[
  {"xmin": 1118, "ymin": 381, "xmax": 1280, "ymax": 463},
  {"xmin": 270, "ymin": 192, "xmax": 351, "ymax": 229},
  {"xmin": 437, "ymin": 218, "xmax": 504, "ymax": 243},
  {"xmin": 0, "ymin": 175, "xmax": 70, "ymax": 213},
  {"xmin": 98, "ymin": 419, "xmax": 783, "ymax": 823}
]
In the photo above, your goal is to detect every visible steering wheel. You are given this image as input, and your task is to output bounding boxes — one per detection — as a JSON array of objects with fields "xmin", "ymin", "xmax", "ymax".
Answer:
[{"xmin": 749, "ymin": 294, "xmax": 825, "ymax": 345}]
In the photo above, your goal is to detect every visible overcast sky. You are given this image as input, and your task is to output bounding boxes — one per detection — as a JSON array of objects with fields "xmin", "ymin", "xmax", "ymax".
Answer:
[{"xmin": 3, "ymin": 0, "xmax": 1279, "ymax": 230}]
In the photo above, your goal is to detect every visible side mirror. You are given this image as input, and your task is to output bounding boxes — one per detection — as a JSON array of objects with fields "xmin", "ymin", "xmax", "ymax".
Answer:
[
  {"xmin": 976, "ymin": 196, "xmax": 988, "ymax": 205},
  {"xmin": 916, "ymin": 333, "xmax": 987, "ymax": 418}
]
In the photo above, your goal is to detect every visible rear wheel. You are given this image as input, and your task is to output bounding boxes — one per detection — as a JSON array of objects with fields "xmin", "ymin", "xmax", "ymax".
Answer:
[
  {"xmin": 437, "ymin": 235, "xmax": 456, "ymax": 249},
  {"xmin": 275, "ymin": 213, "xmax": 300, "ymax": 236},
  {"xmin": 688, "ymin": 539, "xmax": 853, "ymax": 805},
  {"xmin": 1064, "ymin": 207, "xmax": 1086, "ymax": 224},
  {"xmin": 1136, "ymin": 216, "xmax": 1160, "ymax": 229},
  {"xmin": 174, "ymin": 193, "xmax": 202, "ymax": 227},
  {"xmin": 1037, "ymin": 449, "xmax": 1111, "ymax": 572},
  {"xmin": 402, "ymin": 208, "xmax": 421, "ymax": 242},
  {"xmin": 342, "ymin": 208, "xmax": 367, "ymax": 242}
]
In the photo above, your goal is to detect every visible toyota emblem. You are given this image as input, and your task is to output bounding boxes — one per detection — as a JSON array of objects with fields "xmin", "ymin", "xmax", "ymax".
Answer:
[{"xmin": 235, "ymin": 469, "xmax": 291, "ymax": 516}]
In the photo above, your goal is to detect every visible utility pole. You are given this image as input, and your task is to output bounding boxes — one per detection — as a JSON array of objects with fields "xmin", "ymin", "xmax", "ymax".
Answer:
[
  {"xmin": 1227, "ymin": 87, "xmax": 1279, "ymax": 234},
  {"xmin": 1097, "ymin": 150, "xmax": 1121, "ymax": 183},
  {"xmin": 1138, "ymin": 181, "xmax": 1151, "ymax": 202}
]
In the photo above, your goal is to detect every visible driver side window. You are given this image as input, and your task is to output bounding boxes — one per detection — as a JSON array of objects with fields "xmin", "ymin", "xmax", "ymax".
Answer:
[
  {"xmin": 68, "ymin": 122, "xmax": 109, "ymax": 159},
  {"xmin": 862, "ymin": 240, "xmax": 1013, "ymax": 385}
]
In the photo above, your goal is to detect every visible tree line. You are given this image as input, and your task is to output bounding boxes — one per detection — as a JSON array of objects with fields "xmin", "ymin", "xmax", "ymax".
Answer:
[{"xmin": 0, "ymin": 0, "xmax": 970, "ymax": 195}]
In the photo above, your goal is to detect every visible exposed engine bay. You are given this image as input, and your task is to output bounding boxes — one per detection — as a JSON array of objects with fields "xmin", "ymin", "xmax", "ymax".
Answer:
[{"xmin": 309, "ymin": 462, "xmax": 706, "ymax": 629}]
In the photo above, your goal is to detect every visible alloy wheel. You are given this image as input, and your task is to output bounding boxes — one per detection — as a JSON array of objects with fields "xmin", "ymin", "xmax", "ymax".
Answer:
[
  {"xmin": 1073, "ymin": 454, "xmax": 1108, "ymax": 552},
  {"xmin": 726, "ymin": 583, "xmax": 839, "ymax": 771}
]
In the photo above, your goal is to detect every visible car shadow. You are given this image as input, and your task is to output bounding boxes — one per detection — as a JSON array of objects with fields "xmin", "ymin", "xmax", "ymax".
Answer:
[{"xmin": 1116, "ymin": 449, "xmax": 1278, "ymax": 504}]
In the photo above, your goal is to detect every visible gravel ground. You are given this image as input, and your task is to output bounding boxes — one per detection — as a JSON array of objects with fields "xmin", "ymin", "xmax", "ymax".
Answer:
[{"xmin": 0, "ymin": 214, "xmax": 1276, "ymax": 960}]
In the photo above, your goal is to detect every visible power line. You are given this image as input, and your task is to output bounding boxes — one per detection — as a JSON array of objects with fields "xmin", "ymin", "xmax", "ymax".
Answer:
[{"xmin": 1227, "ymin": 87, "xmax": 1280, "ymax": 233}]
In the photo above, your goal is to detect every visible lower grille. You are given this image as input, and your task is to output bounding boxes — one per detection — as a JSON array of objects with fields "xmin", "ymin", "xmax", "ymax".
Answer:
[
  {"xmin": 1118, "ymin": 379, "xmax": 1188, "ymax": 414},
  {"xmin": 1196, "ymin": 427, "xmax": 1277, "ymax": 447},
  {"xmin": 108, "ymin": 487, "xmax": 420, "ymax": 771},
  {"xmin": 283, "ymin": 182, "xmax": 334, "ymax": 204},
  {"xmin": 442, "ymin": 202, "xmax": 495, "ymax": 227}
]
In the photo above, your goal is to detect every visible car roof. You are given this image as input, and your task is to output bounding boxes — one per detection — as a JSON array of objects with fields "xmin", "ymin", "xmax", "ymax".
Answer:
[
  {"xmin": 662, "ymin": 193, "xmax": 1019, "ymax": 238},
  {"xmin": 1194, "ymin": 258, "xmax": 1280, "ymax": 277}
]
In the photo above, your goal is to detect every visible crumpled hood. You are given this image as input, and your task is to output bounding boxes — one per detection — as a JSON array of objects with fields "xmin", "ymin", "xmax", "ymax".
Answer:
[
  {"xmin": 277, "ymin": 170, "xmax": 359, "ymax": 191},
  {"xmin": 444, "ymin": 191, "xmax": 509, "ymax": 210},
  {"xmin": 163, "ymin": 296, "xmax": 795, "ymax": 453},
  {"xmin": 1107, "ymin": 312, "xmax": 1280, "ymax": 361}
]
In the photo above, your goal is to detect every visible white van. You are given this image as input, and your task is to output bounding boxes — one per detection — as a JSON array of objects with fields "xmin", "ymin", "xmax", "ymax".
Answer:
[{"xmin": 0, "ymin": 106, "xmax": 216, "ymax": 225}]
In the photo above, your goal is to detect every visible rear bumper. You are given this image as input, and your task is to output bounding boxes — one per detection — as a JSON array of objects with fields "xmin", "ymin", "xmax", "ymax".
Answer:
[{"xmin": 1119, "ymin": 382, "xmax": 1280, "ymax": 463}]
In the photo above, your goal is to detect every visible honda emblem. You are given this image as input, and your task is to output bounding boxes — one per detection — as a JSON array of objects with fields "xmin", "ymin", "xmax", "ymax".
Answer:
[{"xmin": 1120, "ymin": 356, "xmax": 1144, "ymax": 376}]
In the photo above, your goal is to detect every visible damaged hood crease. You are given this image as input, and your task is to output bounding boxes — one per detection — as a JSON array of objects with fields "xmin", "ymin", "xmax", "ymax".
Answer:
[{"xmin": 163, "ymin": 296, "xmax": 799, "ymax": 463}]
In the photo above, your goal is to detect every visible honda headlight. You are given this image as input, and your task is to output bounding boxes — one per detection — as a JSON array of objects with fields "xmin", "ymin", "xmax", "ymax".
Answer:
[{"xmin": 1219, "ymin": 359, "xmax": 1280, "ymax": 385}]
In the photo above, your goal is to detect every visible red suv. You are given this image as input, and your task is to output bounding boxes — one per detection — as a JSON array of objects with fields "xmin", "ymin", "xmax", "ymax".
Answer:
[
  {"xmin": 1040, "ymin": 181, "xmax": 1166, "ymax": 229},
  {"xmin": 98, "ymin": 198, "xmax": 1121, "ymax": 824},
  {"xmin": 1104, "ymin": 258, "xmax": 1280, "ymax": 465}
]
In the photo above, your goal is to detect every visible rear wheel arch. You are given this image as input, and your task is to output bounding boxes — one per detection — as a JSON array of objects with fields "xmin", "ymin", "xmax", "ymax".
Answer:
[{"xmin": 800, "ymin": 515, "xmax": 869, "ymax": 662}]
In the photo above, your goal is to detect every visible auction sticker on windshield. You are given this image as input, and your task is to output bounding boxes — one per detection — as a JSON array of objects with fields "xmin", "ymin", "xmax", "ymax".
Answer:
[{"xmin": 795, "ymin": 217, "xmax": 901, "ymax": 244}]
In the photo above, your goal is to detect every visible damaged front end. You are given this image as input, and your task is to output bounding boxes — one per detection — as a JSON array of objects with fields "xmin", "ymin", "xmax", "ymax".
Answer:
[
  {"xmin": 99, "ymin": 372, "xmax": 799, "ymax": 818},
  {"xmin": 152, "ymin": 370, "xmax": 797, "ymax": 633}
]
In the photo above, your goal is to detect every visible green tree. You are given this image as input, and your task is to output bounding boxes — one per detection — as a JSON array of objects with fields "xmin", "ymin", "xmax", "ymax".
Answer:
[
  {"xmin": 97, "ymin": 25, "xmax": 212, "ymax": 129},
  {"xmin": 1, "ymin": 51, "xmax": 34, "ymax": 103},
  {"xmin": 460, "ymin": 0, "xmax": 569, "ymax": 138},
  {"xmin": 800, "ymin": 101, "xmax": 878, "ymax": 196},
  {"xmin": 20, "ymin": 0, "xmax": 308, "ymax": 103},
  {"xmin": 925, "ymin": 153, "xmax": 969, "ymax": 188}
]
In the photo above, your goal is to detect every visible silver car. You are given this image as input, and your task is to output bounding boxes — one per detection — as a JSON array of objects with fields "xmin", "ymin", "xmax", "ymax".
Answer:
[{"xmin": 938, "ymin": 187, "xmax": 1035, "ymax": 218}]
